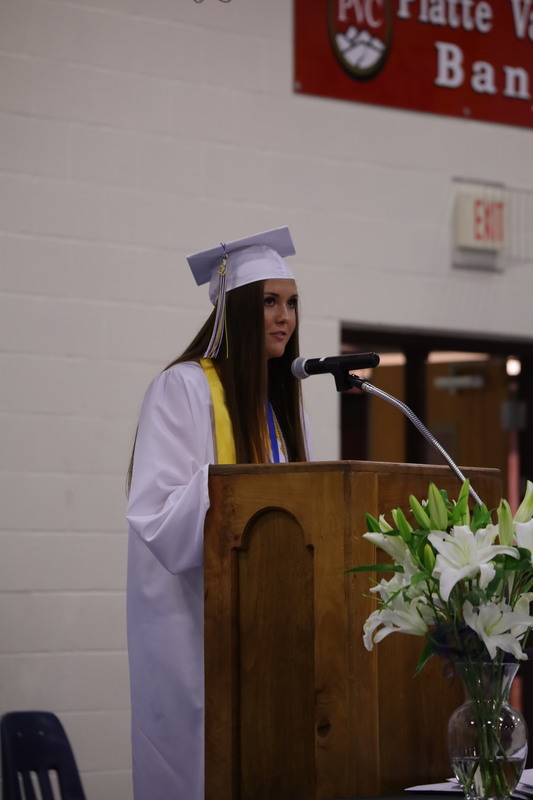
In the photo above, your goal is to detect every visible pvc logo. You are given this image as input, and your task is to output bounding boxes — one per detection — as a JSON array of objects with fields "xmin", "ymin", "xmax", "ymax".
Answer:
[{"xmin": 328, "ymin": 0, "xmax": 393, "ymax": 80}]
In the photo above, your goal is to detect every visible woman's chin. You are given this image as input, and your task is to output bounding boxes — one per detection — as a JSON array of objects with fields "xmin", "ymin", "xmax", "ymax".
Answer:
[{"xmin": 266, "ymin": 346, "xmax": 286, "ymax": 360}]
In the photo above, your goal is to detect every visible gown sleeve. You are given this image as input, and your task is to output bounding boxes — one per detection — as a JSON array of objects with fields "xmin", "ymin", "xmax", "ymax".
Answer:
[{"xmin": 126, "ymin": 364, "xmax": 214, "ymax": 574}]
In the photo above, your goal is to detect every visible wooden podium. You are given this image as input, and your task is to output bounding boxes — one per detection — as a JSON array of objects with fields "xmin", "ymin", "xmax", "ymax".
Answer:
[{"xmin": 204, "ymin": 460, "xmax": 502, "ymax": 800}]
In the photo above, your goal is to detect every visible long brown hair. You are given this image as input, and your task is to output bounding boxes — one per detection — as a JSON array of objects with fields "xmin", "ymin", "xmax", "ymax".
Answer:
[{"xmin": 127, "ymin": 280, "xmax": 307, "ymax": 493}]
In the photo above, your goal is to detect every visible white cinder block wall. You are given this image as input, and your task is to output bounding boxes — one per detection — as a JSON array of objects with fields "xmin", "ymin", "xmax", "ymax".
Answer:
[{"xmin": 1, "ymin": 1, "xmax": 532, "ymax": 798}]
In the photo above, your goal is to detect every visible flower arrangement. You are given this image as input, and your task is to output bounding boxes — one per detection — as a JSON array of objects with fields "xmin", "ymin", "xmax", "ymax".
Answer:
[
  {"xmin": 354, "ymin": 480, "xmax": 533, "ymax": 670},
  {"xmin": 350, "ymin": 479, "xmax": 533, "ymax": 800}
]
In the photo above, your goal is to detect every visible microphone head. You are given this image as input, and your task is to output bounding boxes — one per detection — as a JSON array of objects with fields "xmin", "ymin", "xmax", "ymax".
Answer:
[
  {"xmin": 292, "ymin": 352, "xmax": 380, "ymax": 381},
  {"xmin": 291, "ymin": 356, "xmax": 309, "ymax": 380}
]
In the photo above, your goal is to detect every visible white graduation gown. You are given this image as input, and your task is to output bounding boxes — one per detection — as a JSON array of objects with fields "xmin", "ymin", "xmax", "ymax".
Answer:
[
  {"xmin": 126, "ymin": 362, "xmax": 214, "ymax": 800},
  {"xmin": 126, "ymin": 360, "xmax": 305, "ymax": 800}
]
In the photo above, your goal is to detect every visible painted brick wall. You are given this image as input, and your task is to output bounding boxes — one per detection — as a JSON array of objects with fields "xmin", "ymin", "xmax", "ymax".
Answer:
[{"xmin": 1, "ymin": 1, "xmax": 532, "ymax": 798}]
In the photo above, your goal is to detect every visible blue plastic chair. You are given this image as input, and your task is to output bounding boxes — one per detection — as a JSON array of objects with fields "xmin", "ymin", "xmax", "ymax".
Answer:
[{"xmin": 1, "ymin": 711, "xmax": 86, "ymax": 800}]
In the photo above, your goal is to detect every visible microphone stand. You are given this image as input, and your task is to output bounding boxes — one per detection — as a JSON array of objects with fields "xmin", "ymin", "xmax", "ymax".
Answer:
[{"xmin": 346, "ymin": 373, "xmax": 483, "ymax": 507}]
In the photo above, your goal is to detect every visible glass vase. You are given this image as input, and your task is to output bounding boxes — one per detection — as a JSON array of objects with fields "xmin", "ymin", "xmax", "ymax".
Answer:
[{"xmin": 448, "ymin": 661, "xmax": 528, "ymax": 800}]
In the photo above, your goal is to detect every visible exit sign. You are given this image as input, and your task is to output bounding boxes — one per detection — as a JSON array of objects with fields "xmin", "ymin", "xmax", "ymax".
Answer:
[{"xmin": 454, "ymin": 189, "xmax": 507, "ymax": 251}]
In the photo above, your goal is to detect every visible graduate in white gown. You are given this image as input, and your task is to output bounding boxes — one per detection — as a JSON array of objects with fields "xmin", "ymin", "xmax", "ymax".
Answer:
[{"xmin": 125, "ymin": 227, "xmax": 309, "ymax": 800}]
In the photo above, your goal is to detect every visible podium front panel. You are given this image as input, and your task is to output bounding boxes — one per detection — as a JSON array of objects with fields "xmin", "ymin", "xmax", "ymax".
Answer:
[{"xmin": 204, "ymin": 460, "xmax": 502, "ymax": 800}]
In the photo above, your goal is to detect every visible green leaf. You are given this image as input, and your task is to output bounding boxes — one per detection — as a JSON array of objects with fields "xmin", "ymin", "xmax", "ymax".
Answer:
[
  {"xmin": 462, "ymin": 585, "xmax": 486, "ymax": 606},
  {"xmin": 411, "ymin": 570, "xmax": 431, "ymax": 586},
  {"xmin": 345, "ymin": 564, "xmax": 404, "ymax": 574},
  {"xmin": 414, "ymin": 640, "xmax": 435, "ymax": 675},
  {"xmin": 471, "ymin": 502, "xmax": 492, "ymax": 532},
  {"xmin": 451, "ymin": 480, "xmax": 471, "ymax": 526},
  {"xmin": 365, "ymin": 513, "xmax": 382, "ymax": 533},
  {"xmin": 502, "ymin": 549, "xmax": 532, "ymax": 571}
]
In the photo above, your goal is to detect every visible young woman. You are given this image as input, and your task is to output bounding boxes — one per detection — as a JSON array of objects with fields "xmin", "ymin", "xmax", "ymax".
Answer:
[{"xmin": 126, "ymin": 227, "xmax": 309, "ymax": 800}]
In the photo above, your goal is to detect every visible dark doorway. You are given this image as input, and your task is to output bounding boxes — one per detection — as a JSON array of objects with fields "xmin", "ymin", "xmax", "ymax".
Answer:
[{"xmin": 341, "ymin": 325, "xmax": 533, "ymax": 499}]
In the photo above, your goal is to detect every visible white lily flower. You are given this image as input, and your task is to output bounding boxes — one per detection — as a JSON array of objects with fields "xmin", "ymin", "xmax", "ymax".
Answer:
[
  {"xmin": 363, "ymin": 594, "xmax": 433, "ymax": 651},
  {"xmin": 463, "ymin": 599, "xmax": 533, "ymax": 660},
  {"xmin": 363, "ymin": 532, "xmax": 408, "ymax": 562},
  {"xmin": 515, "ymin": 593, "xmax": 533, "ymax": 615},
  {"xmin": 363, "ymin": 531, "xmax": 420, "ymax": 579},
  {"xmin": 515, "ymin": 519, "xmax": 533, "ymax": 560},
  {"xmin": 484, "ymin": 523, "xmax": 500, "ymax": 541},
  {"xmin": 514, "ymin": 480, "xmax": 533, "ymax": 524},
  {"xmin": 369, "ymin": 572, "xmax": 409, "ymax": 600},
  {"xmin": 428, "ymin": 525, "xmax": 519, "ymax": 603},
  {"xmin": 363, "ymin": 609, "xmax": 385, "ymax": 651},
  {"xmin": 378, "ymin": 514, "xmax": 394, "ymax": 532},
  {"xmin": 370, "ymin": 570, "xmax": 432, "ymax": 606},
  {"xmin": 358, "ymin": 480, "xmax": 533, "ymax": 667}
]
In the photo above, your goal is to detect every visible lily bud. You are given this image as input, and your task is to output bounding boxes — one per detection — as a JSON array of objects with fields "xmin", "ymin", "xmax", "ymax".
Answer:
[
  {"xmin": 514, "ymin": 480, "xmax": 533, "ymax": 524},
  {"xmin": 423, "ymin": 543, "xmax": 436, "ymax": 572},
  {"xmin": 378, "ymin": 514, "xmax": 393, "ymax": 533},
  {"xmin": 392, "ymin": 507, "xmax": 413, "ymax": 543},
  {"xmin": 409, "ymin": 494, "xmax": 431, "ymax": 529},
  {"xmin": 454, "ymin": 480, "xmax": 471, "ymax": 527},
  {"xmin": 497, "ymin": 499, "xmax": 515, "ymax": 546},
  {"xmin": 428, "ymin": 483, "xmax": 448, "ymax": 531}
]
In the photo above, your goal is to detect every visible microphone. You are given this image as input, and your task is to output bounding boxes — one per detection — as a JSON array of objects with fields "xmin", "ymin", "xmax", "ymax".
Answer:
[{"xmin": 291, "ymin": 353, "xmax": 380, "ymax": 381}]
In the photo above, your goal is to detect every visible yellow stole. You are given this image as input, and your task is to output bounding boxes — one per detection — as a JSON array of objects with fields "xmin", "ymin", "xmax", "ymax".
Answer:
[{"xmin": 200, "ymin": 358, "xmax": 237, "ymax": 465}]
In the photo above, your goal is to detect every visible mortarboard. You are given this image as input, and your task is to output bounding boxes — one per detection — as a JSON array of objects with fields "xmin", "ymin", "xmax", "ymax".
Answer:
[
  {"xmin": 186, "ymin": 226, "xmax": 296, "ymax": 358},
  {"xmin": 187, "ymin": 226, "xmax": 295, "ymax": 301}
]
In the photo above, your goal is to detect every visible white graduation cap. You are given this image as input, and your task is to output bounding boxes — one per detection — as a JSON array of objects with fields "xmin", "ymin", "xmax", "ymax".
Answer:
[
  {"xmin": 186, "ymin": 226, "xmax": 296, "ymax": 358},
  {"xmin": 187, "ymin": 226, "xmax": 296, "ymax": 303}
]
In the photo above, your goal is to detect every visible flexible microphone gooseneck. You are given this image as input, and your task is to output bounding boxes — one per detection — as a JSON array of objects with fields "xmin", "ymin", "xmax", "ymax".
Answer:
[
  {"xmin": 291, "ymin": 354, "xmax": 483, "ymax": 507},
  {"xmin": 347, "ymin": 373, "xmax": 483, "ymax": 507}
]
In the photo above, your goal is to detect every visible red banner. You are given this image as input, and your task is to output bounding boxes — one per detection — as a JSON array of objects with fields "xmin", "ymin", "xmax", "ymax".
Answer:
[{"xmin": 294, "ymin": 1, "xmax": 533, "ymax": 129}]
